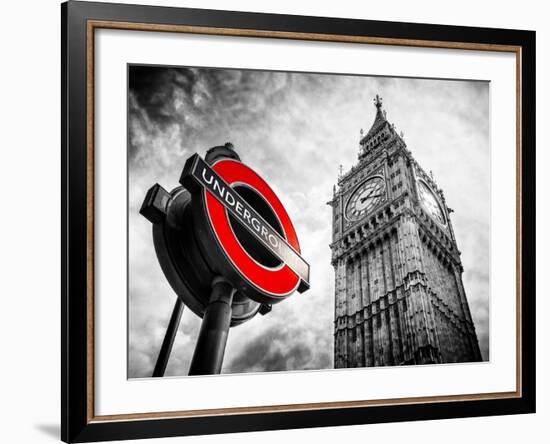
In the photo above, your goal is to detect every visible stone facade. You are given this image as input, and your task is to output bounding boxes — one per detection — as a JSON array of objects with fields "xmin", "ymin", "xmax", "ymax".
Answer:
[{"xmin": 329, "ymin": 96, "xmax": 482, "ymax": 367}]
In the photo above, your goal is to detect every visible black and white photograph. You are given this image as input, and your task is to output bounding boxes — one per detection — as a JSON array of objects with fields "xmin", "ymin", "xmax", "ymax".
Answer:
[{"xmin": 128, "ymin": 65, "xmax": 490, "ymax": 378}]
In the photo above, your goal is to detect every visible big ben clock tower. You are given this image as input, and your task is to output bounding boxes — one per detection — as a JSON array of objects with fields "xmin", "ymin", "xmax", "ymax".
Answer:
[{"xmin": 329, "ymin": 95, "xmax": 482, "ymax": 368}]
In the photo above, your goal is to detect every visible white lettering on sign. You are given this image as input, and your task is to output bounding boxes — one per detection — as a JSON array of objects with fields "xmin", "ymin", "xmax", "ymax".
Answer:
[{"xmin": 213, "ymin": 178, "xmax": 225, "ymax": 199}]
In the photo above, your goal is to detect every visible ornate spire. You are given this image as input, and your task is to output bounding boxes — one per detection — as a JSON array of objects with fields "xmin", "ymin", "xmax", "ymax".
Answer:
[
  {"xmin": 360, "ymin": 94, "xmax": 389, "ymax": 145},
  {"xmin": 372, "ymin": 94, "xmax": 385, "ymax": 125},
  {"xmin": 374, "ymin": 94, "xmax": 383, "ymax": 109}
]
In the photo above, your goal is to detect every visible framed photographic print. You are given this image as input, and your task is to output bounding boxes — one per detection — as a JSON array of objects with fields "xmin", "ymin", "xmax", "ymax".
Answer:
[{"xmin": 61, "ymin": 1, "xmax": 536, "ymax": 442}]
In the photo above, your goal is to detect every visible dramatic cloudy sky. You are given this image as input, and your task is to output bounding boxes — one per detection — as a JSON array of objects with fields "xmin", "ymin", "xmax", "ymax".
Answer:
[{"xmin": 127, "ymin": 65, "xmax": 490, "ymax": 378}]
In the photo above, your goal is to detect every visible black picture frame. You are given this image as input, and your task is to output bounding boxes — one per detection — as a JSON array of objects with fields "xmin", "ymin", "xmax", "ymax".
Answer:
[{"xmin": 61, "ymin": 1, "xmax": 536, "ymax": 442}]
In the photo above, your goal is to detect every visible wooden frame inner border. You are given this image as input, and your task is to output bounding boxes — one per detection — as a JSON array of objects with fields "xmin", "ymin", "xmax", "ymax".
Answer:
[{"xmin": 86, "ymin": 19, "xmax": 523, "ymax": 423}]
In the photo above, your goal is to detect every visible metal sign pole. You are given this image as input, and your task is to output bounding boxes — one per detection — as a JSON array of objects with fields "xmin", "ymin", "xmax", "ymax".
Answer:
[
  {"xmin": 188, "ymin": 278, "xmax": 235, "ymax": 375},
  {"xmin": 152, "ymin": 298, "xmax": 184, "ymax": 377}
]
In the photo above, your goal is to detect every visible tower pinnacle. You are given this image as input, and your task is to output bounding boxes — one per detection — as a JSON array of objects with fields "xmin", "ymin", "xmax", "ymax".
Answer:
[{"xmin": 359, "ymin": 94, "xmax": 389, "ymax": 151}]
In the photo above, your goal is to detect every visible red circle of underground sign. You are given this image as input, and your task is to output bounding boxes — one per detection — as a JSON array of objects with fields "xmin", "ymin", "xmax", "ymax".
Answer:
[{"xmin": 204, "ymin": 159, "xmax": 301, "ymax": 298}]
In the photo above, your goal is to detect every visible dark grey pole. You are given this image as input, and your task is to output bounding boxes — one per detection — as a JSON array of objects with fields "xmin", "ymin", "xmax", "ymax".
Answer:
[
  {"xmin": 188, "ymin": 278, "xmax": 235, "ymax": 375},
  {"xmin": 152, "ymin": 297, "xmax": 184, "ymax": 377}
]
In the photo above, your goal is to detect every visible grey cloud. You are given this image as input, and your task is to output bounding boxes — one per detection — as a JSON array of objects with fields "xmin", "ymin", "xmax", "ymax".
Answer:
[{"xmin": 225, "ymin": 326, "xmax": 315, "ymax": 374}]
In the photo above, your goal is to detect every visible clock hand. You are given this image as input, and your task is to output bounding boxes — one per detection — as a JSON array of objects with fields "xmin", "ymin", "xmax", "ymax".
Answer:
[
  {"xmin": 360, "ymin": 193, "xmax": 384, "ymax": 203},
  {"xmin": 358, "ymin": 187, "xmax": 377, "ymax": 203}
]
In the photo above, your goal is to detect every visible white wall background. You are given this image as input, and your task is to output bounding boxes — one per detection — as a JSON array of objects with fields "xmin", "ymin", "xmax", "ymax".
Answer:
[{"xmin": 0, "ymin": 0, "xmax": 546, "ymax": 443}]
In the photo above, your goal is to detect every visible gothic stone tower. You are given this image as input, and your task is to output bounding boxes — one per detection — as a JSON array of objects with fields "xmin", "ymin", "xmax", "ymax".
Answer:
[{"xmin": 329, "ymin": 95, "xmax": 482, "ymax": 368}]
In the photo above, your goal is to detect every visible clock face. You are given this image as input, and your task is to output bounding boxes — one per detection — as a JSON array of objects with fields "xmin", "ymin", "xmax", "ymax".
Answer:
[
  {"xmin": 345, "ymin": 176, "xmax": 386, "ymax": 221},
  {"xmin": 417, "ymin": 180, "xmax": 446, "ymax": 225}
]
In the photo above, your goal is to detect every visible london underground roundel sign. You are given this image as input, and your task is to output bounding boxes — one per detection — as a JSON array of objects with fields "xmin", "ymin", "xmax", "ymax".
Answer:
[{"xmin": 181, "ymin": 153, "xmax": 310, "ymax": 304}]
